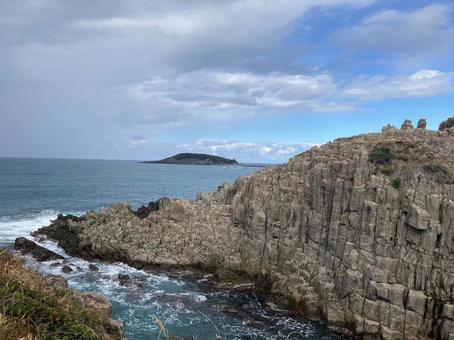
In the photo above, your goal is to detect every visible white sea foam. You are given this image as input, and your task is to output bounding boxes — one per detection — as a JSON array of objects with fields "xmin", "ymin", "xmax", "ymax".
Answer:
[
  {"xmin": 0, "ymin": 210, "xmax": 59, "ymax": 244},
  {"xmin": 180, "ymin": 291, "xmax": 207, "ymax": 303}
]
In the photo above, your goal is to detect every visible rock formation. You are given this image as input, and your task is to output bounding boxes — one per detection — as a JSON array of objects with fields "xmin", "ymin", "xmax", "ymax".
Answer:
[
  {"xmin": 400, "ymin": 119, "xmax": 414, "ymax": 130},
  {"xmin": 417, "ymin": 119, "xmax": 427, "ymax": 130},
  {"xmin": 14, "ymin": 237, "xmax": 64, "ymax": 261},
  {"xmin": 439, "ymin": 116, "xmax": 454, "ymax": 131},
  {"xmin": 35, "ymin": 118, "xmax": 454, "ymax": 339}
]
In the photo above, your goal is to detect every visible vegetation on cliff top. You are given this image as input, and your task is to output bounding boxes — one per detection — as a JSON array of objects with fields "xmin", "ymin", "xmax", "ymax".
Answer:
[
  {"xmin": 143, "ymin": 153, "xmax": 239, "ymax": 165},
  {"xmin": 0, "ymin": 250, "xmax": 105, "ymax": 340}
]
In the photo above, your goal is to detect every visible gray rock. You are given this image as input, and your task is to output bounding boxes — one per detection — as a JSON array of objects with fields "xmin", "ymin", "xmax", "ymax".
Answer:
[
  {"xmin": 417, "ymin": 119, "xmax": 427, "ymax": 129},
  {"xmin": 400, "ymin": 119, "xmax": 414, "ymax": 130},
  {"xmin": 14, "ymin": 237, "xmax": 64, "ymax": 261},
  {"xmin": 61, "ymin": 264, "xmax": 73, "ymax": 273},
  {"xmin": 439, "ymin": 116, "xmax": 454, "ymax": 131}
]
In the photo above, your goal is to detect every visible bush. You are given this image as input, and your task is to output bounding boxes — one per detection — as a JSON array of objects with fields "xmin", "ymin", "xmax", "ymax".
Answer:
[
  {"xmin": 392, "ymin": 178, "xmax": 401, "ymax": 189},
  {"xmin": 0, "ymin": 250, "xmax": 104, "ymax": 340},
  {"xmin": 422, "ymin": 164, "xmax": 454, "ymax": 184},
  {"xmin": 369, "ymin": 147, "xmax": 394, "ymax": 165}
]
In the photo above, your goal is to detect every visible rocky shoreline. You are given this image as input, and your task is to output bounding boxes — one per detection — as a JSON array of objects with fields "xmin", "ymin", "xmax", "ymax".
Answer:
[
  {"xmin": 31, "ymin": 117, "xmax": 454, "ymax": 339},
  {"xmin": 12, "ymin": 236, "xmax": 350, "ymax": 339}
]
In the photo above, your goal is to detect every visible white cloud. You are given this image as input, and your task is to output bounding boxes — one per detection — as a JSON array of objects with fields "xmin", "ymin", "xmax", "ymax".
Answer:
[
  {"xmin": 177, "ymin": 139, "xmax": 317, "ymax": 162},
  {"xmin": 344, "ymin": 69, "xmax": 454, "ymax": 100},
  {"xmin": 75, "ymin": 14, "xmax": 203, "ymax": 35},
  {"xmin": 125, "ymin": 70, "xmax": 350, "ymax": 125},
  {"xmin": 132, "ymin": 70, "xmax": 337, "ymax": 110},
  {"xmin": 336, "ymin": 4, "xmax": 454, "ymax": 56},
  {"xmin": 125, "ymin": 68, "xmax": 454, "ymax": 125}
]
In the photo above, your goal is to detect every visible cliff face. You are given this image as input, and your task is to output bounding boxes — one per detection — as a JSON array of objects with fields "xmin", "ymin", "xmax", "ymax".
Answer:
[{"xmin": 35, "ymin": 122, "xmax": 454, "ymax": 339}]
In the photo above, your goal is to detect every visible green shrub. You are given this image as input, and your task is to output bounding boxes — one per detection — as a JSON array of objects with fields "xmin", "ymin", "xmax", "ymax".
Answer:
[
  {"xmin": 422, "ymin": 164, "xmax": 454, "ymax": 184},
  {"xmin": 0, "ymin": 250, "xmax": 104, "ymax": 340},
  {"xmin": 392, "ymin": 178, "xmax": 401, "ymax": 189},
  {"xmin": 369, "ymin": 147, "xmax": 394, "ymax": 165}
]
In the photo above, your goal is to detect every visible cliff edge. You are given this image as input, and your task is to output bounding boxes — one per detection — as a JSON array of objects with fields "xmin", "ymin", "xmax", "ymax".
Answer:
[{"xmin": 35, "ymin": 117, "xmax": 454, "ymax": 339}]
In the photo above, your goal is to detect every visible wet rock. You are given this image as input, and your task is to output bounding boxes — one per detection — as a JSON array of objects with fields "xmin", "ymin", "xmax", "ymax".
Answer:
[
  {"xmin": 89, "ymin": 264, "xmax": 99, "ymax": 271},
  {"xmin": 32, "ymin": 214, "xmax": 95, "ymax": 260},
  {"xmin": 117, "ymin": 273, "xmax": 130, "ymax": 285},
  {"xmin": 61, "ymin": 265, "xmax": 73, "ymax": 273},
  {"xmin": 417, "ymin": 118, "xmax": 427, "ymax": 129},
  {"xmin": 13, "ymin": 237, "xmax": 64, "ymax": 261}
]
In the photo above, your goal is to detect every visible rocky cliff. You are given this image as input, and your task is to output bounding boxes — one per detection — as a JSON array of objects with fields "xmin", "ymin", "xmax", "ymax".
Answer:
[{"xmin": 34, "ymin": 118, "xmax": 454, "ymax": 339}]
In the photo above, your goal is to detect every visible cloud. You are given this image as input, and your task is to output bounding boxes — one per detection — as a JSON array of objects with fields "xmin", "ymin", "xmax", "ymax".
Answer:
[
  {"xmin": 125, "ymin": 68, "xmax": 454, "ymax": 125},
  {"xmin": 344, "ymin": 69, "xmax": 454, "ymax": 100},
  {"xmin": 127, "ymin": 70, "xmax": 342, "ymax": 124},
  {"xmin": 336, "ymin": 4, "xmax": 454, "ymax": 56},
  {"xmin": 2, "ymin": 0, "xmax": 454, "ymax": 161},
  {"xmin": 177, "ymin": 139, "xmax": 317, "ymax": 162}
]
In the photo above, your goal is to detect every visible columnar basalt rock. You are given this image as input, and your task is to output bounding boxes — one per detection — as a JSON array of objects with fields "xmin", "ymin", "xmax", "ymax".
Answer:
[
  {"xmin": 417, "ymin": 119, "xmax": 427, "ymax": 129},
  {"xmin": 439, "ymin": 116, "xmax": 454, "ymax": 131},
  {"xmin": 401, "ymin": 119, "xmax": 414, "ymax": 130},
  {"xmin": 35, "ymin": 120, "xmax": 454, "ymax": 339}
]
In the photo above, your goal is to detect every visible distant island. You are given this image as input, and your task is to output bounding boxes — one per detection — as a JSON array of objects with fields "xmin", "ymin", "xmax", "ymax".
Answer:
[{"xmin": 142, "ymin": 153, "xmax": 239, "ymax": 165}]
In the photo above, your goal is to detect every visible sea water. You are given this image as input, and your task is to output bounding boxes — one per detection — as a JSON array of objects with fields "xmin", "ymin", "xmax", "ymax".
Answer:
[{"xmin": 0, "ymin": 158, "xmax": 344, "ymax": 339}]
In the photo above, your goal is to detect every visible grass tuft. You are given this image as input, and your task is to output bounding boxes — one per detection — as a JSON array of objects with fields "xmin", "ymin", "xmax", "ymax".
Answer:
[{"xmin": 0, "ymin": 250, "xmax": 107, "ymax": 340}]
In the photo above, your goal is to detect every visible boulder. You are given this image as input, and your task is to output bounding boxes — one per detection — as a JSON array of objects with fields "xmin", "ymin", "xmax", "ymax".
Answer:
[
  {"xmin": 14, "ymin": 237, "xmax": 64, "ymax": 261},
  {"xmin": 89, "ymin": 264, "xmax": 99, "ymax": 272},
  {"xmin": 45, "ymin": 275, "xmax": 68, "ymax": 289},
  {"xmin": 76, "ymin": 292, "xmax": 112, "ymax": 319},
  {"xmin": 61, "ymin": 265, "xmax": 73, "ymax": 273},
  {"xmin": 117, "ymin": 273, "xmax": 130, "ymax": 286}
]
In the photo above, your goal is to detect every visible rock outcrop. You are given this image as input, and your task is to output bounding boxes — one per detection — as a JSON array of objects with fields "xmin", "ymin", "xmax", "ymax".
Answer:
[
  {"xmin": 35, "ymin": 118, "xmax": 454, "ymax": 339},
  {"xmin": 417, "ymin": 119, "xmax": 427, "ymax": 130},
  {"xmin": 400, "ymin": 119, "xmax": 414, "ymax": 130},
  {"xmin": 439, "ymin": 117, "xmax": 454, "ymax": 131},
  {"xmin": 14, "ymin": 237, "xmax": 64, "ymax": 261}
]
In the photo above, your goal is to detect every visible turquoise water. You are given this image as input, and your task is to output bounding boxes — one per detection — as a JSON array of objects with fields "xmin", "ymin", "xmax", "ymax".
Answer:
[{"xmin": 0, "ymin": 158, "xmax": 343, "ymax": 339}]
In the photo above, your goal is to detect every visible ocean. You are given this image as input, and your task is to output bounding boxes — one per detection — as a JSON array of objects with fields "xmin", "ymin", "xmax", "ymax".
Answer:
[{"xmin": 0, "ymin": 158, "xmax": 342, "ymax": 339}]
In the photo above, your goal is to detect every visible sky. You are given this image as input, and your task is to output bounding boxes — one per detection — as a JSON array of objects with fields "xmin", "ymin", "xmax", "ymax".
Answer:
[{"xmin": 0, "ymin": 0, "xmax": 453, "ymax": 163}]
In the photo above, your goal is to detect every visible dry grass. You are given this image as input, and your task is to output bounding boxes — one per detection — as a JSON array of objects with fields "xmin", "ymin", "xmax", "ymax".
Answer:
[{"xmin": 0, "ymin": 250, "xmax": 105, "ymax": 339}]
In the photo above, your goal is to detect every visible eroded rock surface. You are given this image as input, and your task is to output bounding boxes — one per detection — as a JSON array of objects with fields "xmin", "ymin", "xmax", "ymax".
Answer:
[{"xmin": 35, "ymin": 120, "xmax": 454, "ymax": 339}]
